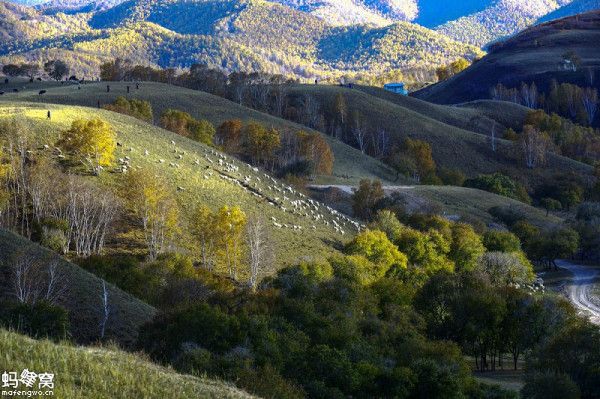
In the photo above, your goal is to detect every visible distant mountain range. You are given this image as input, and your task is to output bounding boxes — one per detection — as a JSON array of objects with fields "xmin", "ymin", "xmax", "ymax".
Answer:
[
  {"xmin": 7, "ymin": 0, "xmax": 598, "ymax": 45},
  {"xmin": 0, "ymin": 0, "xmax": 483, "ymax": 80},
  {"xmin": 0, "ymin": 0, "xmax": 598, "ymax": 80}
]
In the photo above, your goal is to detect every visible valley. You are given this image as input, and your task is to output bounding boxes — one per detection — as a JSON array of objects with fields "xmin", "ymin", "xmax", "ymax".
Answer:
[{"xmin": 1, "ymin": 3, "xmax": 600, "ymax": 399}]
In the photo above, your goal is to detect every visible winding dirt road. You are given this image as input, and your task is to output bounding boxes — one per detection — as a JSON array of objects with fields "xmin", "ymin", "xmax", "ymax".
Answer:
[{"xmin": 556, "ymin": 260, "xmax": 600, "ymax": 325}]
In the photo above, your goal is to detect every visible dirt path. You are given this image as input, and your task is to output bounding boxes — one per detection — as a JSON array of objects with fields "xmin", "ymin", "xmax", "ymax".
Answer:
[
  {"xmin": 556, "ymin": 260, "xmax": 600, "ymax": 325},
  {"xmin": 309, "ymin": 184, "xmax": 416, "ymax": 194}
]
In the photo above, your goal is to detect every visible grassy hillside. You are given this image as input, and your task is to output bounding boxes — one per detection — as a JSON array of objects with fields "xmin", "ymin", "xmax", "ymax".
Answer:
[
  {"xmin": 355, "ymin": 85, "xmax": 530, "ymax": 134},
  {"xmin": 394, "ymin": 185, "xmax": 563, "ymax": 228},
  {"xmin": 0, "ymin": 80, "xmax": 397, "ymax": 184},
  {"xmin": 0, "ymin": 98, "xmax": 367, "ymax": 274},
  {"xmin": 311, "ymin": 184, "xmax": 562, "ymax": 229},
  {"xmin": 414, "ymin": 10, "xmax": 600, "ymax": 104},
  {"xmin": 0, "ymin": 328, "xmax": 255, "ymax": 399},
  {"xmin": 0, "ymin": 229, "xmax": 156, "ymax": 345},
  {"xmin": 282, "ymin": 84, "xmax": 593, "ymax": 184}
]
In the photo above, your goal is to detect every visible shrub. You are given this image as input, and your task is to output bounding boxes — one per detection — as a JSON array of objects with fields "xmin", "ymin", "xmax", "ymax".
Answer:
[
  {"xmin": 103, "ymin": 96, "xmax": 153, "ymax": 122},
  {"xmin": 483, "ymin": 230, "xmax": 521, "ymax": 252},
  {"xmin": 465, "ymin": 173, "xmax": 530, "ymax": 203},
  {"xmin": 0, "ymin": 300, "xmax": 69, "ymax": 340}
]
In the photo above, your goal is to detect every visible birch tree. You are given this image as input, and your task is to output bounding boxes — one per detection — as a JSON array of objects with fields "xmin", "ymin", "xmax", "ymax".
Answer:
[
  {"xmin": 10, "ymin": 252, "xmax": 67, "ymax": 305},
  {"xmin": 246, "ymin": 216, "xmax": 272, "ymax": 291},
  {"xmin": 582, "ymin": 87, "xmax": 598, "ymax": 125},
  {"xmin": 519, "ymin": 125, "xmax": 550, "ymax": 169},
  {"xmin": 122, "ymin": 169, "xmax": 179, "ymax": 260},
  {"xmin": 216, "ymin": 206, "xmax": 246, "ymax": 280},
  {"xmin": 351, "ymin": 112, "xmax": 368, "ymax": 154},
  {"xmin": 191, "ymin": 204, "xmax": 217, "ymax": 271},
  {"xmin": 99, "ymin": 279, "xmax": 110, "ymax": 340}
]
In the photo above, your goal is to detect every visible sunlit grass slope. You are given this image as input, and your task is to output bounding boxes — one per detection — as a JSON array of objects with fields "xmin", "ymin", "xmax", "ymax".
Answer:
[
  {"xmin": 0, "ymin": 328, "xmax": 255, "ymax": 399},
  {"xmin": 1, "ymin": 80, "xmax": 397, "ymax": 185},
  {"xmin": 0, "ymin": 101, "xmax": 362, "ymax": 272}
]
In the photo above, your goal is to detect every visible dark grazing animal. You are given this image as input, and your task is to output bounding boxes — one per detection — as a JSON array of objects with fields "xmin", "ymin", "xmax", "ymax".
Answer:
[{"xmin": 39, "ymin": 90, "xmax": 47, "ymax": 95}]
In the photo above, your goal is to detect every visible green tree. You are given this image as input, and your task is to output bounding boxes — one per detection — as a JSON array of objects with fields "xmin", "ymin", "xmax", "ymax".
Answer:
[
  {"xmin": 243, "ymin": 122, "xmax": 281, "ymax": 166},
  {"xmin": 43, "ymin": 60, "xmax": 69, "ymax": 81},
  {"xmin": 160, "ymin": 109, "xmax": 193, "ymax": 137},
  {"xmin": 483, "ymin": 230, "xmax": 521, "ymax": 252},
  {"xmin": 344, "ymin": 229, "xmax": 407, "ymax": 275},
  {"xmin": 189, "ymin": 119, "xmax": 215, "ymax": 146},
  {"xmin": 449, "ymin": 223, "xmax": 485, "ymax": 272},
  {"xmin": 540, "ymin": 197, "xmax": 562, "ymax": 216},
  {"xmin": 390, "ymin": 138, "xmax": 436, "ymax": 182},
  {"xmin": 352, "ymin": 179, "xmax": 385, "ymax": 220},
  {"xmin": 104, "ymin": 96, "xmax": 153, "ymax": 122},
  {"xmin": 522, "ymin": 373, "xmax": 580, "ymax": 399}
]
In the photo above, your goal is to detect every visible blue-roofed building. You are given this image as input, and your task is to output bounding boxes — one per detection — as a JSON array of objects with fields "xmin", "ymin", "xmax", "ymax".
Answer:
[{"xmin": 384, "ymin": 82, "xmax": 408, "ymax": 95}]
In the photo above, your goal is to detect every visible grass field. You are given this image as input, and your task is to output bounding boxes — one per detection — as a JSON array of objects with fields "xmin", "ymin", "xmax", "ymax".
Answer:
[
  {"xmin": 355, "ymin": 85, "xmax": 530, "ymax": 135},
  {"xmin": 0, "ymin": 229, "xmax": 156, "ymax": 345},
  {"xmin": 0, "ymin": 100, "xmax": 364, "ymax": 275},
  {"xmin": 310, "ymin": 184, "xmax": 562, "ymax": 230},
  {"xmin": 0, "ymin": 328, "xmax": 255, "ymax": 399},
  {"xmin": 0, "ymin": 79, "xmax": 397, "ymax": 185},
  {"xmin": 395, "ymin": 185, "xmax": 563, "ymax": 228}
]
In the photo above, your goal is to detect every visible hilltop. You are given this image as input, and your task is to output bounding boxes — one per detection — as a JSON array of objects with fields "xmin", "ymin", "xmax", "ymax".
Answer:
[
  {"xmin": 0, "ymin": 328, "xmax": 255, "ymax": 399},
  {"xmin": 539, "ymin": 0, "xmax": 600, "ymax": 23},
  {"xmin": 413, "ymin": 10, "xmax": 600, "ymax": 104},
  {"xmin": 1, "ymin": 80, "xmax": 397, "ymax": 184}
]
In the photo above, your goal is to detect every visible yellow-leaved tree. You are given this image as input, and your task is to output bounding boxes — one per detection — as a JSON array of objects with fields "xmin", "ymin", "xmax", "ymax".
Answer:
[
  {"xmin": 57, "ymin": 118, "xmax": 116, "ymax": 175},
  {"xmin": 190, "ymin": 204, "xmax": 218, "ymax": 271},
  {"xmin": 0, "ymin": 145, "xmax": 9, "ymax": 219},
  {"xmin": 122, "ymin": 169, "xmax": 180, "ymax": 260},
  {"xmin": 215, "ymin": 206, "xmax": 247, "ymax": 279}
]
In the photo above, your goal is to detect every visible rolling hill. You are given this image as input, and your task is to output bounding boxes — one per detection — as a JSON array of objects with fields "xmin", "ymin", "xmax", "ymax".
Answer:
[
  {"xmin": 280, "ymin": 83, "xmax": 593, "ymax": 187},
  {"xmin": 310, "ymin": 184, "xmax": 563, "ymax": 229},
  {"xmin": 0, "ymin": 87, "xmax": 379, "ymax": 278},
  {"xmin": 8, "ymin": 79, "xmax": 591, "ymax": 189},
  {"xmin": 0, "ymin": 229, "xmax": 156, "ymax": 345},
  {"xmin": 0, "ymin": 328, "xmax": 255, "ymax": 399},
  {"xmin": 0, "ymin": 79, "xmax": 397, "ymax": 185},
  {"xmin": 413, "ymin": 10, "xmax": 600, "ymax": 104}
]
